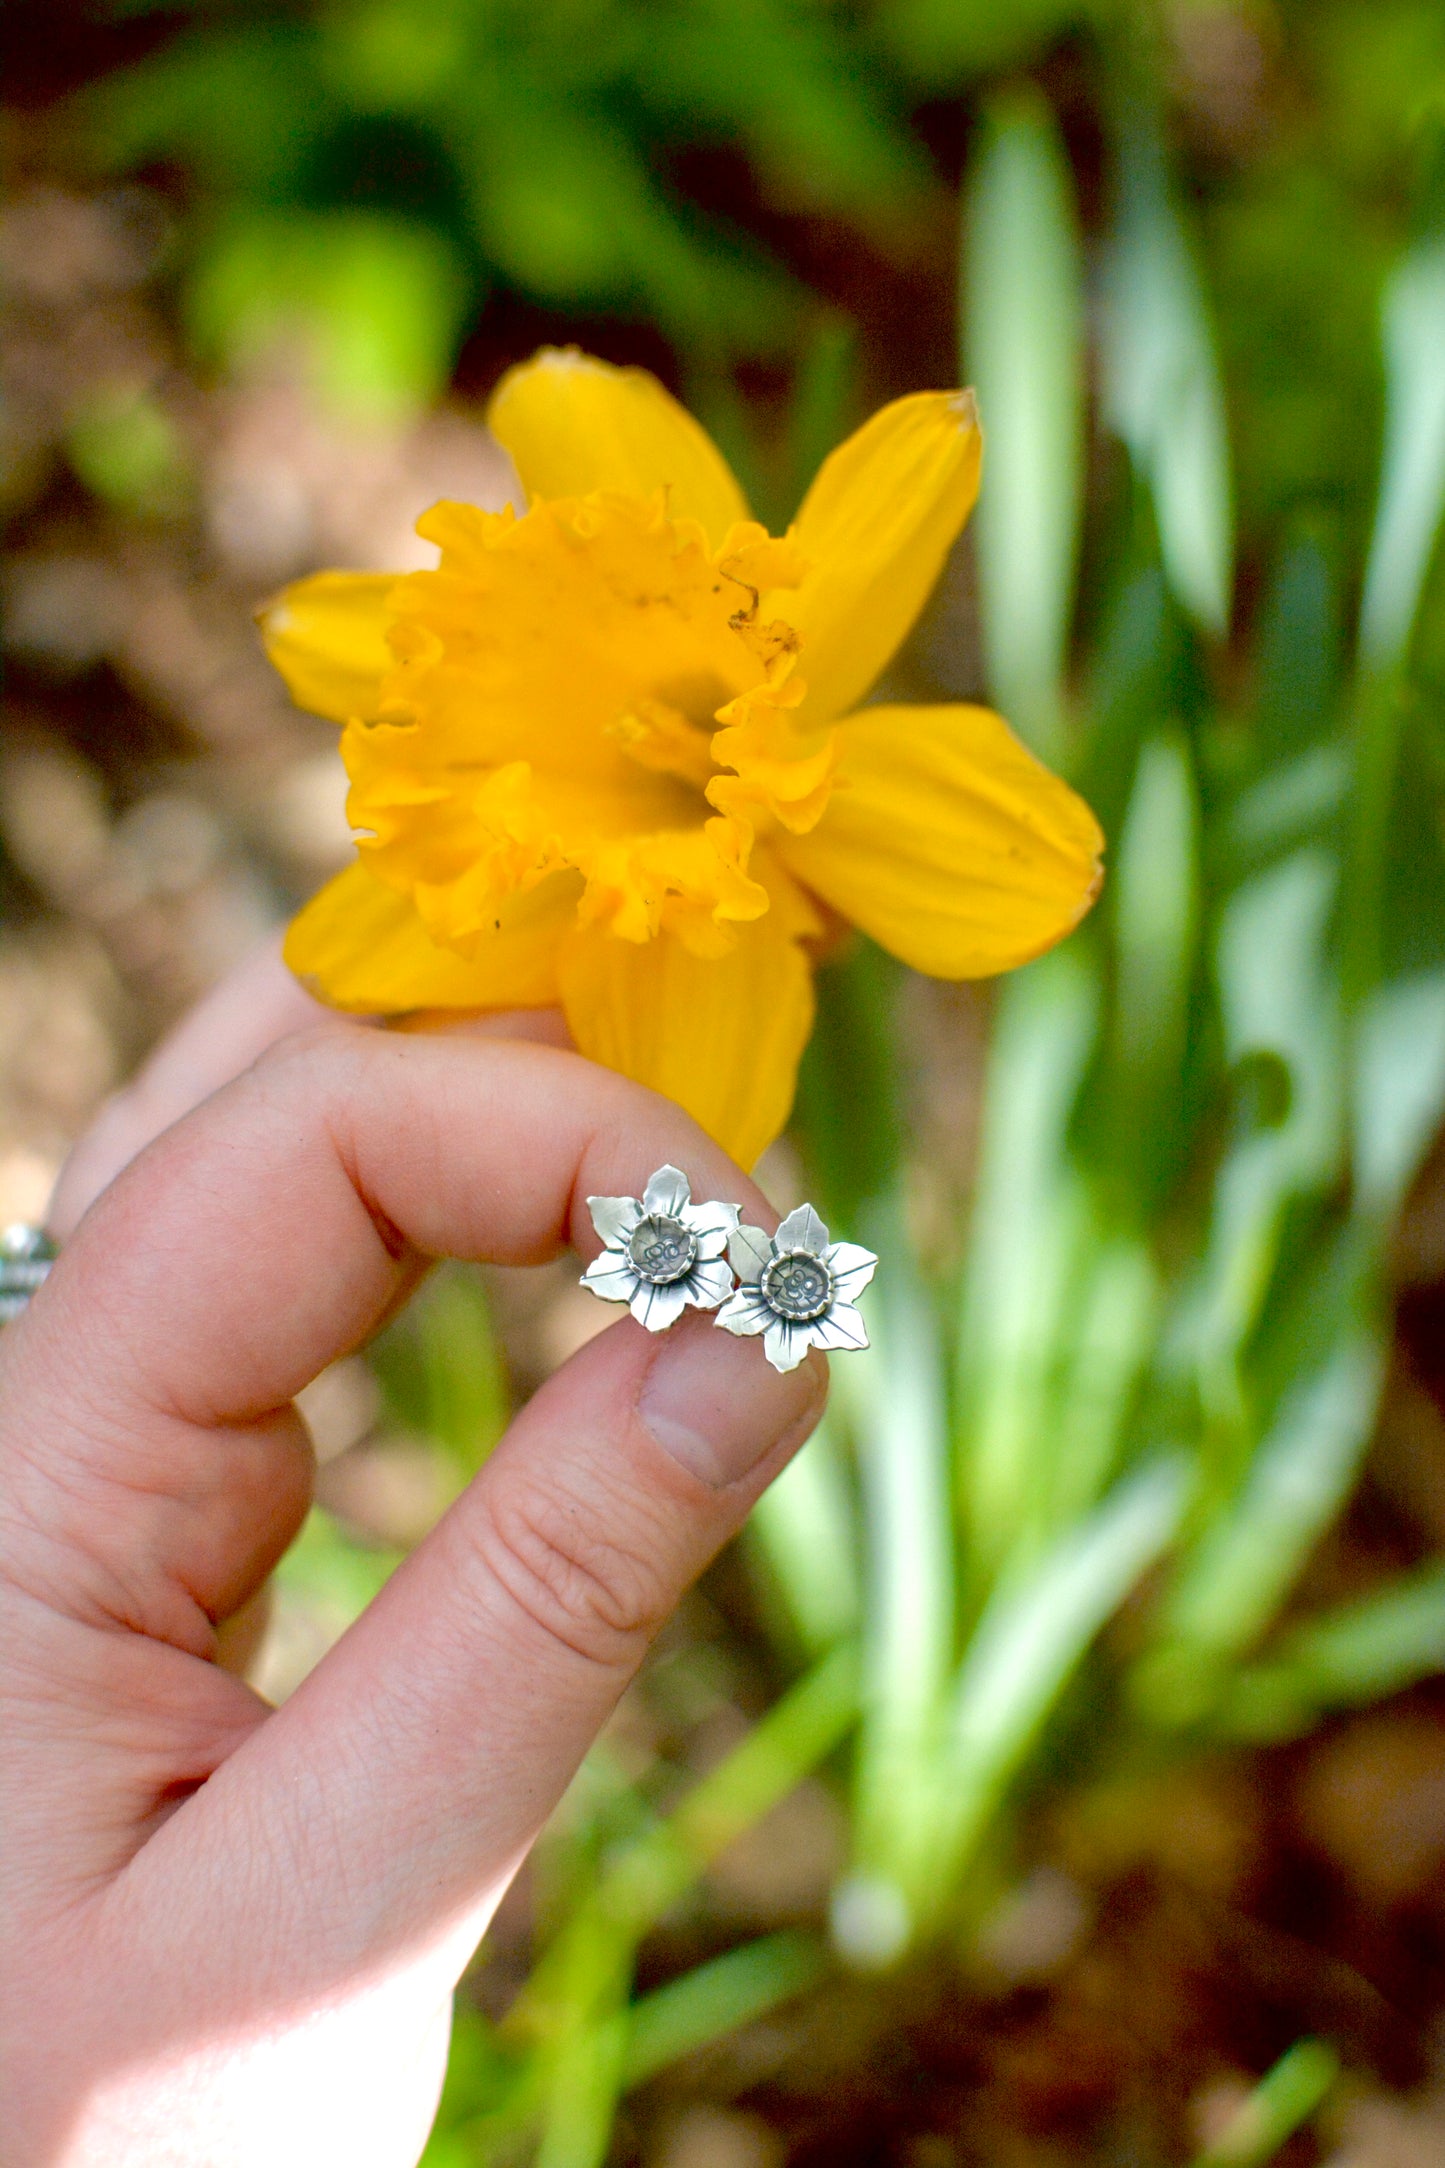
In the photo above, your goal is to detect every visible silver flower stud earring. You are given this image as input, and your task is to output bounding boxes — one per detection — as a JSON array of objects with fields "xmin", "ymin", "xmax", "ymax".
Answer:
[
  {"xmin": 716, "ymin": 1204, "xmax": 878, "ymax": 1373},
  {"xmin": 581, "ymin": 1164, "xmax": 740, "ymax": 1331}
]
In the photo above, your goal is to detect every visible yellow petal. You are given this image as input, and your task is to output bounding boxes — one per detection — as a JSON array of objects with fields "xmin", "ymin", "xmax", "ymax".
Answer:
[
  {"xmin": 779, "ymin": 703, "xmax": 1103, "ymax": 977},
  {"xmin": 487, "ymin": 347, "xmax": 749, "ymax": 547},
  {"xmin": 556, "ymin": 857, "xmax": 819, "ymax": 1168},
  {"xmin": 779, "ymin": 391, "xmax": 982, "ymax": 726},
  {"xmin": 285, "ymin": 860, "xmax": 568, "ymax": 1013},
  {"xmin": 257, "ymin": 572, "xmax": 398, "ymax": 723}
]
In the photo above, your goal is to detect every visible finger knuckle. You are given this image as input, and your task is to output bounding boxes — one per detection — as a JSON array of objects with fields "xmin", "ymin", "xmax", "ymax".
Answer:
[{"xmin": 478, "ymin": 1470, "xmax": 672, "ymax": 1669}]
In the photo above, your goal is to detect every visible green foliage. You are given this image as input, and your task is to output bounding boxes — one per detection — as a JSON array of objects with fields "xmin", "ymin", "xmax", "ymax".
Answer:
[
  {"xmin": 409, "ymin": 22, "xmax": 1445, "ymax": 2136},
  {"xmin": 79, "ymin": 0, "xmax": 945, "ymax": 408},
  {"xmin": 620, "ymin": 1930, "xmax": 826, "ymax": 2089},
  {"xmin": 64, "ymin": 385, "xmax": 190, "ymax": 515},
  {"xmin": 1190, "ymin": 2039, "xmax": 1340, "ymax": 2168},
  {"xmin": 963, "ymin": 87, "xmax": 1084, "ymax": 763},
  {"xmin": 1218, "ymin": 1562, "xmax": 1445, "ymax": 1740},
  {"xmin": 760, "ymin": 15, "xmax": 1445, "ymax": 1989},
  {"xmin": 369, "ymin": 1263, "xmax": 510, "ymax": 1478},
  {"xmin": 1101, "ymin": 115, "xmax": 1234, "ymax": 637},
  {"xmin": 275, "ymin": 1504, "xmax": 403, "ymax": 1620},
  {"xmin": 876, "ymin": 0, "xmax": 1097, "ymax": 86},
  {"xmin": 186, "ymin": 208, "xmax": 471, "ymax": 415},
  {"xmin": 792, "ymin": 939, "xmax": 906, "ymax": 1232},
  {"xmin": 422, "ymin": 1649, "xmax": 857, "ymax": 2167}
]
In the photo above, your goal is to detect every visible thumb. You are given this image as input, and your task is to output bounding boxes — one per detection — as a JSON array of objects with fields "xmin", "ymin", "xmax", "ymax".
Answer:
[{"xmin": 91, "ymin": 1184, "xmax": 822, "ymax": 2063}]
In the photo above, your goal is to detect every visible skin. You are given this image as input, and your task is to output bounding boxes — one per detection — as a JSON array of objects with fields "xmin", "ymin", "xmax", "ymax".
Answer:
[{"xmin": 1, "ymin": 940, "xmax": 826, "ymax": 2166}]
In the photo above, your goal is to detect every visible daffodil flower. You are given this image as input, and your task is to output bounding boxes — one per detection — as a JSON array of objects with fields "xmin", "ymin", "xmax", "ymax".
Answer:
[
  {"xmin": 261, "ymin": 348, "xmax": 1103, "ymax": 1166},
  {"xmin": 581, "ymin": 1164, "xmax": 739, "ymax": 1331},
  {"xmin": 716, "ymin": 1205, "xmax": 877, "ymax": 1373}
]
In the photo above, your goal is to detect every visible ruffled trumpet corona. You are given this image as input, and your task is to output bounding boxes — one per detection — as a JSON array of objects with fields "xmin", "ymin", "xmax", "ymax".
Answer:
[{"xmin": 261, "ymin": 347, "xmax": 1104, "ymax": 1167}]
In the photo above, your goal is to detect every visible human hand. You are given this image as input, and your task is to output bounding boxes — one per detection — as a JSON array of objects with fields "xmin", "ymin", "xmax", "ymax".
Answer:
[{"xmin": 1, "ymin": 1024, "xmax": 825, "ymax": 2165}]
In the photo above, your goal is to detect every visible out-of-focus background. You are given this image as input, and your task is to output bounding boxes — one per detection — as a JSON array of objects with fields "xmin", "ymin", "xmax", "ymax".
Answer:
[{"xmin": 7, "ymin": 5, "xmax": 1445, "ymax": 2164}]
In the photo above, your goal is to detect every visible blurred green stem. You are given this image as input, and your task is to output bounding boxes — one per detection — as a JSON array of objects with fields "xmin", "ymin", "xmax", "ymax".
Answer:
[
  {"xmin": 963, "ymin": 85, "xmax": 1084, "ymax": 766},
  {"xmin": 843, "ymin": 1233, "xmax": 954, "ymax": 1941},
  {"xmin": 1190, "ymin": 2039, "xmax": 1339, "ymax": 2168}
]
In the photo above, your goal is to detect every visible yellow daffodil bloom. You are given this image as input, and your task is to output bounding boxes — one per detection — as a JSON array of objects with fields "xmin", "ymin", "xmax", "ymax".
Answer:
[{"xmin": 260, "ymin": 348, "xmax": 1103, "ymax": 1166}]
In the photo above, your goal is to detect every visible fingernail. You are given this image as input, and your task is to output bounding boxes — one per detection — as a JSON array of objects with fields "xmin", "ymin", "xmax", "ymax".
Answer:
[{"xmin": 639, "ymin": 1312, "xmax": 823, "ymax": 1488}]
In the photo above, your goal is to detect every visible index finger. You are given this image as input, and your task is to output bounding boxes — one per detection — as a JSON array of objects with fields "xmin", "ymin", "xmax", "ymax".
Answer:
[
  {"xmin": 45, "ymin": 931, "xmax": 572, "ymax": 1238},
  {"xmin": 5, "ymin": 1025, "xmax": 780, "ymax": 1633}
]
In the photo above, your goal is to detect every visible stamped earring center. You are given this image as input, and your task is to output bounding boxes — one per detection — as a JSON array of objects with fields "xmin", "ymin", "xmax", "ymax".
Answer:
[
  {"xmin": 627, "ymin": 1216, "xmax": 699, "ymax": 1286},
  {"xmin": 761, "ymin": 1251, "xmax": 834, "ymax": 1323}
]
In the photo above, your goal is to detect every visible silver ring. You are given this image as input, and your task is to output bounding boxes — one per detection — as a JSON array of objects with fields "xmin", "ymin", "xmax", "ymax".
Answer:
[{"xmin": 0, "ymin": 1223, "xmax": 57, "ymax": 1324}]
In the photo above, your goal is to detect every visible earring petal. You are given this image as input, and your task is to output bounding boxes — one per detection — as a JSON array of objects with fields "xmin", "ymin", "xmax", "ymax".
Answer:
[
  {"xmin": 581, "ymin": 1256, "xmax": 642, "ymax": 1302},
  {"xmin": 826, "ymin": 1242, "xmax": 879, "ymax": 1301},
  {"xmin": 809, "ymin": 1303, "xmax": 870, "ymax": 1352},
  {"xmin": 686, "ymin": 1258, "xmax": 737, "ymax": 1308},
  {"xmin": 681, "ymin": 1199, "xmax": 742, "ymax": 1244},
  {"xmin": 727, "ymin": 1224, "xmax": 776, "ymax": 1282},
  {"xmin": 716, "ymin": 1289, "xmax": 772, "ymax": 1336},
  {"xmin": 588, "ymin": 1194, "xmax": 644, "ymax": 1247},
  {"xmin": 642, "ymin": 1164, "xmax": 692, "ymax": 1217},
  {"xmin": 775, "ymin": 1203, "xmax": 830, "ymax": 1255},
  {"xmin": 764, "ymin": 1319, "xmax": 810, "ymax": 1372},
  {"xmin": 629, "ymin": 1278, "xmax": 692, "ymax": 1332}
]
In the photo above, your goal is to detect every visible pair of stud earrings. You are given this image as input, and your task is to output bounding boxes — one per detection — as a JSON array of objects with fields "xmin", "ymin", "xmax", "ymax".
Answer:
[{"xmin": 580, "ymin": 1164, "xmax": 878, "ymax": 1375}]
